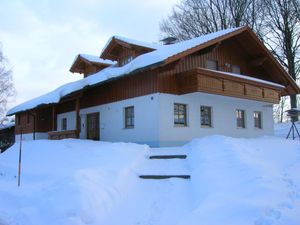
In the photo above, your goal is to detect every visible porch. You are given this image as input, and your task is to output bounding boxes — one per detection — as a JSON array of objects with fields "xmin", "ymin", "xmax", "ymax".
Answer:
[{"xmin": 46, "ymin": 95, "xmax": 82, "ymax": 140}]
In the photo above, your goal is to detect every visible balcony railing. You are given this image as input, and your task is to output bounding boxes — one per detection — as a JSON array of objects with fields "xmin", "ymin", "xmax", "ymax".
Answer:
[{"xmin": 48, "ymin": 130, "xmax": 79, "ymax": 140}]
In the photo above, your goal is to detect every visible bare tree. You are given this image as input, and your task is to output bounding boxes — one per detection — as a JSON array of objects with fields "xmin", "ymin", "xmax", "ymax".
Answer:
[
  {"xmin": 274, "ymin": 96, "xmax": 289, "ymax": 122},
  {"xmin": 263, "ymin": 0, "xmax": 300, "ymax": 110},
  {"xmin": 0, "ymin": 44, "xmax": 15, "ymax": 119},
  {"xmin": 160, "ymin": 0, "xmax": 265, "ymax": 40}
]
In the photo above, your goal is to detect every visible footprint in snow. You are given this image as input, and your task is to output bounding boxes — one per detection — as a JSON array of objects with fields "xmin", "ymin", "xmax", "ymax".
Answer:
[
  {"xmin": 282, "ymin": 174, "xmax": 300, "ymax": 202},
  {"xmin": 254, "ymin": 207, "xmax": 281, "ymax": 225}
]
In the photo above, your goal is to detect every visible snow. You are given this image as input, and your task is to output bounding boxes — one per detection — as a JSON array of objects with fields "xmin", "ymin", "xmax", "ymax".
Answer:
[
  {"xmin": 203, "ymin": 68, "xmax": 285, "ymax": 88},
  {"xmin": 0, "ymin": 121, "xmax": 14, "ymax": 130},
  {"xmin": 100, "ymin": 35, "xmax": 161, "ymax": 57},
  {"xmin": 78, "ymin": 54, "xmax": 116, "ymax": 65},
  {"xmin": 7, "ymin": 27, "xmax": 242, "ymax": 116},
  {"xmin": 1, "ymin": 125, "xmax": 300, "ymax": 225}
]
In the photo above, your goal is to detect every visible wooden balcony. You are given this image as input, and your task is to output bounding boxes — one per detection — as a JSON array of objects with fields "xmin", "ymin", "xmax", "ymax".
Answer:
[
  {"xmin": 176, "ymin": 68, "xmax": 283, "ymax": 104},
  {"xmin": 48, "ymin": 130, "xmax": 79, "ymax": 140}
]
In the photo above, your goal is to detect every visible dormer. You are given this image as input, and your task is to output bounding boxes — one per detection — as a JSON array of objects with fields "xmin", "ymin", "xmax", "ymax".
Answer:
[
  {"xmin": 100, "ymin": 36, "xmax": 160, "ymax": 67},
  {"xmin": 70, "ymin": 54, "xmax": 115, "ymax": 78}
]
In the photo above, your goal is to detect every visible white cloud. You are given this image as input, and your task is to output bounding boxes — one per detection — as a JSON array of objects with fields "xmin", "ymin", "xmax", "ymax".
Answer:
[{"xmin": 0, "ymin": 0, "xmax": 178, "ymax": 112}]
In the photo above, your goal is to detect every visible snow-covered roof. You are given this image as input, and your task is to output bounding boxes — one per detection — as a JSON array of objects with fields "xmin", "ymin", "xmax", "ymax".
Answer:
[
  {"xmin": 100, "ymin": 35, "xmax": 161, "ymax": 57},
  {"xmin": 8, "ymin": 27, "xmax": 258, "ymax": 116},
  {"xmin": 203, "ymin": 68, "xmax": 285, "ymax": 88},
  {"xmin": 0, "ymin": 121, "xmax": 15, "ymax": 130},
  {"xmin": 79, "ymin": 54, "xmax": 116, "ymax": 65}
]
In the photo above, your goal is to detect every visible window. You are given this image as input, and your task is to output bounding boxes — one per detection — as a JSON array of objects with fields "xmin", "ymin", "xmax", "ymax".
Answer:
[
  {"xmin": 254, "ymin": 111, "xmax": 262, "ymax": 129},
  {"xmin": 174, "ymin": 103, "xmax": 187, "ymax": 126},
  {"xmin": 206, "ymin": 60, "xmax": 218, "ymax": 70},
  {"xmin": 236, "ymin": 109, "xmax": 245, "ymax": 128},
  {"xmin": 120, "ymin": 56, "xmax": 134, "ymax": 66},
  {"xmin": 61, "ymin": 118, "xmax": 67, "ymax": 130},
  {"xmin": 125, "ymin": 106, "xmax": 134, "ymax": 128},
  {"xmin": 232, "ymin": 65, "xmax": 241, "ymax": 74},
  {"xmin": 201, "ymin": 106, "xmax": 212, "ymax": 127},
  {"xmin": 27, "ymin": 112, "xmax": 31, "ymax": 124}
]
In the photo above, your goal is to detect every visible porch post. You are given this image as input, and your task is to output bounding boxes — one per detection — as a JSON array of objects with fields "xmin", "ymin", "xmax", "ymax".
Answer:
[
  {"xmin": 75, "ymin": 97, "xmax": 80, "ymax": 138},
  {"xmin": 51, "ymin": 105, "xmax": 56, "ymax": 131},
  {"xmin": 33, "ymin": 111, "xmax": 37, "ymax": 140}
]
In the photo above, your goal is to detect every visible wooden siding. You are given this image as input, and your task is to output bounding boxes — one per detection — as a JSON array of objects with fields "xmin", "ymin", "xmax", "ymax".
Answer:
[
  {"xmin": 80, "ymin": 71, "xmax": 158, "ymax": 109},
  {"xmin": 157, "ymin": 39, "xmax": 275, "ymax": 84},
  {"xmin": 223, "ymin": 80, "xmax": 244, "ymax": 95},
  {"xmin": 15, "ymin": 107, "xmax": 54, "ymax": 135},
  {"xmin": 15, "ymin": 112, "xmax": 34, "ymax": 134},
  {"xmin": 83, "ymin": 65, "xmax": 102, "ymax": 77}
]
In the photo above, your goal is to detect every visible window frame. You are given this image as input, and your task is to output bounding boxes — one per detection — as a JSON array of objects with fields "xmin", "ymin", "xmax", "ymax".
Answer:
[
  {"xmin": 206, "ymin": 59, "xmax": 218, "ymax": 70},
  {"xmin": 124, "ymin": 106, "xmax": 135, "ymax": 129},
  {"xmin": 174, "ymin": 103, "xmax": 188, "ymax": 127},
  {"xmin": 254, "ymin": 111, "xmax": 262, "ymax": 129},
  {"xmin": 231, "ymin": 65, "xmax": 241, "ymax": 74},
  {"xmin": 201, "ymin": 106, "xmax": 212, "ymax": 128},
  {"xmin": 61, "ymin": 118, "xmax": 67, "ymax": 131},
  {"xmin": 236, "ymin": 109, "xmax": 246, "ymax": 128}
]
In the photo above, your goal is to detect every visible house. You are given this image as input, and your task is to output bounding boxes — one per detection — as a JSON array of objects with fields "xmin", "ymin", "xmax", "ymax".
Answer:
[
  {"xmin": 0, "ymin": 121, "xmax": 15, "ymax": 153},
  {"xmin": 7, "ymin": 26, "xmax": 300, "ymax": 147}
]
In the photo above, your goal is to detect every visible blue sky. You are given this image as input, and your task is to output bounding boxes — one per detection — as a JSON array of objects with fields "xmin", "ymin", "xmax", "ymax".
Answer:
[{"xmin": 0, "ymin": 0, "xmax": 178, "ymax": 110}]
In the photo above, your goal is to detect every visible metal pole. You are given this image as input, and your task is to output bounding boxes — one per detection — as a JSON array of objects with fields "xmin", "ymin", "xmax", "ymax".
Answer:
[
  {"xmin": 292, "ymin": 122, "xmax": 295, "ymax": 140},
  {"xmin": 286, "ymin": 123, "xmax": 293, "ymax": 139},
  {"xmin": 18, "ymin": 128, "xmax": 23, "ymax": 187}
]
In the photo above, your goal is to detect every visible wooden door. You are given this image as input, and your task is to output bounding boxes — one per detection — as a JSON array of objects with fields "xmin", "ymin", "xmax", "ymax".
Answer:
[{"xmin": 86, "ymin": 112, "xmax": 100, "ymax": 140}]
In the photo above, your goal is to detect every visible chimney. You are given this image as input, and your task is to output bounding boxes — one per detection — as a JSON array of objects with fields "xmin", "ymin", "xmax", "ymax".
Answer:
[{"xmin": 160, "ymin": 37, "xmax": 177, "ymax": 45}]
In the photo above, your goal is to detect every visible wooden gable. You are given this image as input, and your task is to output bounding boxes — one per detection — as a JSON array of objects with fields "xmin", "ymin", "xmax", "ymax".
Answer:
[
  {"xmin": 70, "ymin": 55, "xmax": 112, "ymax": 78},
  {"xmin": 100, "ymin": 37, "xmax": 156, "ymax": 66},
  {"xmin": 162, "ymin": 26, "xmax": 300, "ymax": 95}
]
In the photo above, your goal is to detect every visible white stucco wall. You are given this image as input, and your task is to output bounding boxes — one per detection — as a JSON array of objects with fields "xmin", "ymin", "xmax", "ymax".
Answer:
[
  {"xmin": 57, "ymin": 93, "xmax": 160, "ymax": 146},
  {"xmin": 158, "ymin": 92, "xmax": 274, "ymax": 146},
  {"xmin": 55, "ymin": 92, "xmax": 274, "ymax": 147}
]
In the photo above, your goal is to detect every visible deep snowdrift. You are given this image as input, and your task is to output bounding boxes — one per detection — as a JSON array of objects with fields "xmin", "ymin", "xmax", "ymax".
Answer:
[{"xmin": 0, "ymin": 130, "xmax": 300, "ymax": 224}]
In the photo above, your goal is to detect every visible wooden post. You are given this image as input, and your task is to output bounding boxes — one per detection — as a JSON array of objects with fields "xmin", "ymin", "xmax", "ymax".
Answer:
[
  {"xmin": 52, "ymin": 105, "xmax": 56, "ymax": 131},
  {"xmin": 75, "ymin": 97, "xmax": 80, "ymax": 138},
  {"xmin": 18, "ymin": 128, "xmax": 23, "ymax": 187},
  {"xmin": 33, "ymin": 111, "xmax": 37, "ymax": 140}
]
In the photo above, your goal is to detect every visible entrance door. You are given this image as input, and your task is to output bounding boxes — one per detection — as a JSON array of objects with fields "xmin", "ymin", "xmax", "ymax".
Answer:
[{"xmin": 86, "ymin": 112, "xmax": 100, "ymax": 140}]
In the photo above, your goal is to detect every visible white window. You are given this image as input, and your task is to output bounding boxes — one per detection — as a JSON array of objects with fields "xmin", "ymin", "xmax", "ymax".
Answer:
[
  {"xmin": 232, "ymin": 65, "xmax": 241, "ymax": 74},
  {"xmin": 206, "ymin": 60, "xmax": 218, "ymax": 70},
  {"xmin": 61, "ymin": 118, "xmax": 67, "ymax": 130},
  {"xmin": 124, "ymin": 106, "xmax": 134, "ymax": 128},
  {"xmin": 254, "ymin": 111, "xmax": 262, "ymax": 129},
  {"xmin": 236, "ymin": 109, "xmax": 245, "ymax": 128},
  {"xmin": 201, "ymin": 106, "xmax": 212, "ymax": 127},
  {"xmin": 174, "ymin": 103, "xmax": 187, "ymax": 126}
]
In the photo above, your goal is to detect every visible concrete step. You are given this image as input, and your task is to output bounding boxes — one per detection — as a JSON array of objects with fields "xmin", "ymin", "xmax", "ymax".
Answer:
[
  {"xmin": 149, "ymin": 155, "xmax": 187, "ymax": 159},
  {"xmin": 139, "ymin": 175, "xmax": 191, "ymax": 179}
]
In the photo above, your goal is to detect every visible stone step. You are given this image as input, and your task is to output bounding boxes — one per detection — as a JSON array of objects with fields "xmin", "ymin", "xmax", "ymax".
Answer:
[
  {"xmin": 139, "ymin": 175, "xmax": 191, "ymax": 179},
  {"xmin": 149, "ymin": 155, "xmax": 187, "ymax": 159}
]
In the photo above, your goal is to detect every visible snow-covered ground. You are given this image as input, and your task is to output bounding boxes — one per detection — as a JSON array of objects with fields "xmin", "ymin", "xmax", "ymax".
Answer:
[{"xmin": 0, "ymin": 124, "xmax": 300, "ymax": 225}]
